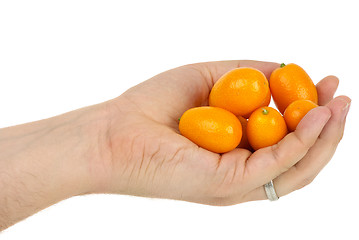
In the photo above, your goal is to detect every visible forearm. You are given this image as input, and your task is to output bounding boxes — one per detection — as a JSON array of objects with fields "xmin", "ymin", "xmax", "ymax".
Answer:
[{"xmin": 0, "ymin": 103, "xmax": 109, "ymax": 230}]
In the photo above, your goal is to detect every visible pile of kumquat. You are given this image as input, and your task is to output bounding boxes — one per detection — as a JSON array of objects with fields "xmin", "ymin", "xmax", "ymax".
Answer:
[{"xmin": 178, "ymin": 63, "xmax": 318, "ymax": 153}]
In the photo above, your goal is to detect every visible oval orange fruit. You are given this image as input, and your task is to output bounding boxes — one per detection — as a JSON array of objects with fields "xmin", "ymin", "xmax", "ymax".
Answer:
[
  {"xmin": 179, "ymin": 106, "xmax": 242, "ymax": 153},
  {"xmin": 284, "ymin": 99, "xmax": 318, "ymax": 132},
  {"xmin": 261, "ymin": 87, "xmax": 271, "ymax": 107},
  {"xmin": 270, "ymin": 63, "xmax": 318, "ymax": 114},
  {"xmin": 209, "ymin": 67, "xmax": 270, "ymax": 117},
  {"xmin": 247, "ymin": 107, "xmax": 288, "ymax": 150},
  {"xmin": 243, "ymin": 87, "xmax": 271, "ymax": 119}
]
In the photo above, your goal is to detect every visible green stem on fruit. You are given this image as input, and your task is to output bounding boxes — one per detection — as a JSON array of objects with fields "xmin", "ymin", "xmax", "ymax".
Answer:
[
  {"xmin": 280, "ymin": 63, "xmax": 286, "ymax": 68},
  {"xmin": 178, "ymin": 118, "xmax": 181, "ymax": 121},
  {"xmin": 262, "ymin": 108, "xmax": 269, "ymax": 115}
]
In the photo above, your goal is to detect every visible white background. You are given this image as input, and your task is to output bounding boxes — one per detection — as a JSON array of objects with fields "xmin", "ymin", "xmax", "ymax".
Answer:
[{"xmin": 1, "ymin": 0, "xmax": 358, "ymax": 239}]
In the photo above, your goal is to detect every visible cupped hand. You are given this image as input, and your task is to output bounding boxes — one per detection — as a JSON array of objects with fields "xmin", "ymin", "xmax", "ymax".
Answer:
[{"xmin": 94, "ymin": 60, "xmax": 350, "ymax": 205}]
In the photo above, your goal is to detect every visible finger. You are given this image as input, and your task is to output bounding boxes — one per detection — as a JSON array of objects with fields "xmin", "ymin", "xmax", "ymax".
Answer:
[
  {"xmin": 242, "ymin": 106, "xmax": 331, "ymax": 191},
  {"xmin": 316, "ymin": 75, "xmax": 339, "ymax": 106},
  {"xmin": 245, "ymin": 96, "xmax": 351, "ymax": 201},
  {"xmin": 190, "ymin": 60, "xmax": 280, "ymax": 87},
  {"xmin": 275, "ymin": 96, "xmax": 351, "ymax": 196}
]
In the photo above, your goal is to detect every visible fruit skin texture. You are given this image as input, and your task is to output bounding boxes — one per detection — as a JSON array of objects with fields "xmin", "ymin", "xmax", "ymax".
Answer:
[
  {"xmin": 209, "ymin": 67, "xmax": 270, "ymax": 117},
  {"xmin": 270, "ymin": 63, "xmax": 318, "ymax": 114},
  {"xmin": 179, "ymin": 106, "xmax": 242, "ymax": 153},
  {"xmin": 284, "ymin": 99, "xmax": 318, "ymax": 132},
  {"xmin": 243, "ymin": 88, "xmax": 271, "ymax": 119},
  {"xmin": 261, "ymin": 88, "xmax": 271, "ymax": 107},
  {"xmin": 247, "ymin": 107, "xmax": 288, "ymax": 151},
  {"xmin": 237, "ymin": 116, "xmax": 252, "ymax": 150}
]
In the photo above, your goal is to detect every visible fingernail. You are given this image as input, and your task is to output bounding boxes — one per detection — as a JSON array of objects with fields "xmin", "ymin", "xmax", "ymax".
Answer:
[{"xmin": 341, "ymin": 101, "xmax": 351, "ymax": 122}]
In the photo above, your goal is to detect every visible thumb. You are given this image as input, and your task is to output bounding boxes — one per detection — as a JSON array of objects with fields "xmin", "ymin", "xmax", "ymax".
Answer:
[{"xmin": 186, "ymin": 60, "xmax": 280, "ymax": 86}]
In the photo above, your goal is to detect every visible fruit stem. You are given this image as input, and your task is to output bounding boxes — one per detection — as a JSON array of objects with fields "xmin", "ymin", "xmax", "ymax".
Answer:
[
  {"xmin": 280, "ymin": 63, "xmax": 286, "ymax": 68},
  {"xmin": 178, "ymin": 118, "xmax": 181, "ymax": 121},
  {"xmin": 262, "ymin": 108, "xmax": 269, "ymax": 115}
]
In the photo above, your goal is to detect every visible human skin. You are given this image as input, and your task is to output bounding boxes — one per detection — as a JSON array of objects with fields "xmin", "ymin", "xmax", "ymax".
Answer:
[{"xmin": 0, "ymin": 60, "xmax": 351, "ymax": 230}]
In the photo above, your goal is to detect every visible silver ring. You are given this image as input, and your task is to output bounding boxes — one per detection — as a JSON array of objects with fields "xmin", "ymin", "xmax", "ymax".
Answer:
[{"xmin": 264, "ymin": 180, "xmax": 279, "ymax": 201}]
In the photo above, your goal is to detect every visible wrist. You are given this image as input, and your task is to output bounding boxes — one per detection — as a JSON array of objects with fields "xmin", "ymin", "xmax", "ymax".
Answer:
[
  {"xmin": 34, "ymin": 102, "xmax": 113, "ymax": 197},
  {"xmin": 0, "ymin": 102, "xmax": 112, "ymax": 229},
  {"xmin": 49, "ymin": 101, "xmax": 115, "ymax": 196}
]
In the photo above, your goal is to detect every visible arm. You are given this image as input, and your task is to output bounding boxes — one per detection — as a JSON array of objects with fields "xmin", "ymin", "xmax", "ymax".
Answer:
[
  {"xmin": 0, "ymin": 103, "xmax": 109, "ymax": 230},
  {"xmin": 0, "ymin": 60, "xmax": 350, "ymax": 230}
]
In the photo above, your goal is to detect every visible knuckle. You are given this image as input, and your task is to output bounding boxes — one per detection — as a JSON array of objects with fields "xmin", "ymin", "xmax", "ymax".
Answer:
[
  {"xmin": 270, "ymin": 144, "xmax": 282, "ymax": 163},
  {"xmin": 296, "ymin": 176, "xmax": 314, "ymax": 190},
  {"xmin": 270, "ymin": 144, "xmax": 291, "ymax": 172},
  {"xmin": 294, "ymin": 133, "xmax": 312, "ymax": 150}
]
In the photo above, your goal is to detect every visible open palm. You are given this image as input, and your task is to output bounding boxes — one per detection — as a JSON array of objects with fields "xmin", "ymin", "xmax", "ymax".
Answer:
[{"xmin": 100, "ymin": 60, "xmax": 350, "ymax": 205}]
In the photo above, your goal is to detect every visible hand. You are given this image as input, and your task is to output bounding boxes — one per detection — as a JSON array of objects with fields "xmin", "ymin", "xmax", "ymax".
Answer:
[
  {"xmin": 0, "ymin": 60, "xmax": 350, "ymax": 230},
  {"xmin": 92, "ymin": 60, "xmax": 351, "ymax": 205}
]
